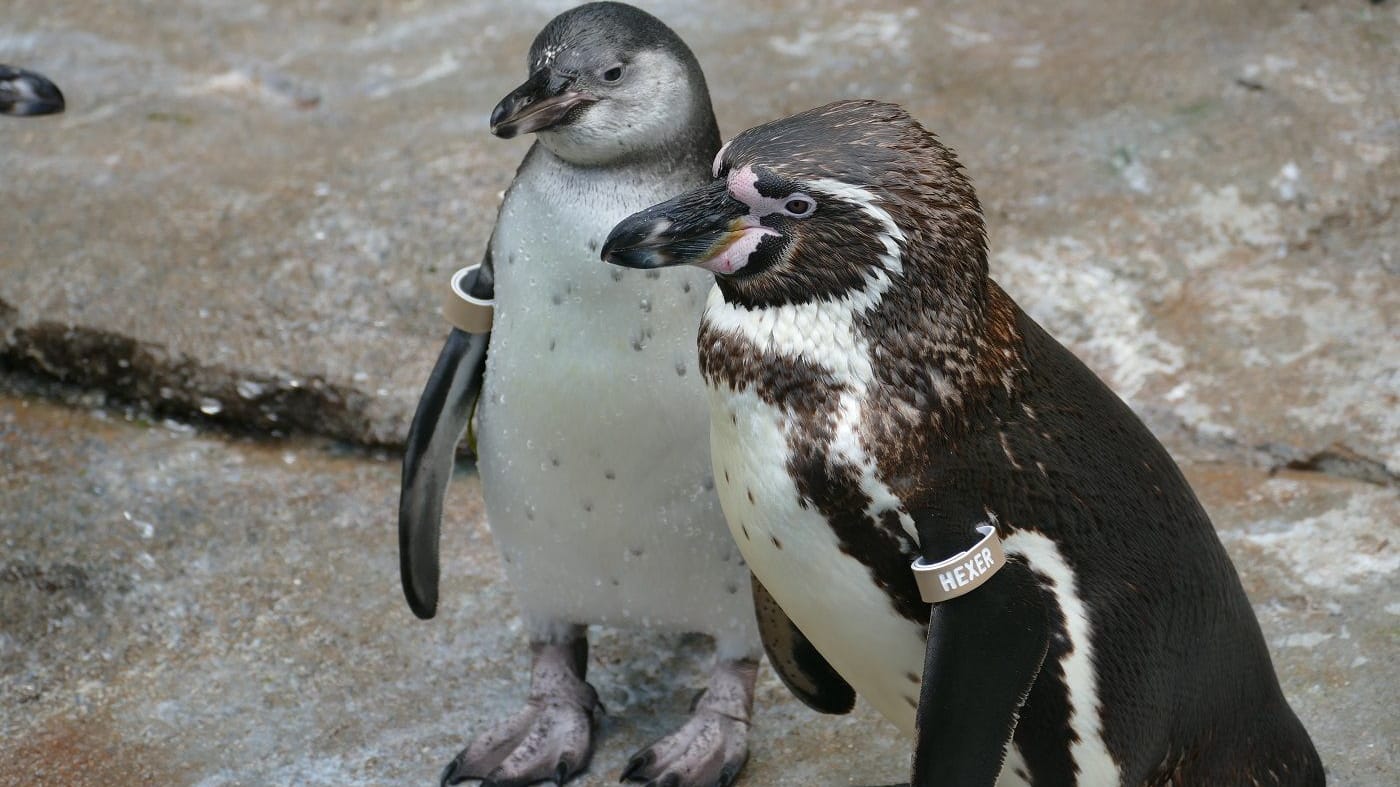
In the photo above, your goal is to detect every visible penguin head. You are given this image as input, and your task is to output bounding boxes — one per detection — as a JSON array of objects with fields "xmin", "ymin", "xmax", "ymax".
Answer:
[
  {"xmin": 601, "ymin": 100, "xmax": 988, "ymax": 310},
  {"xmin": 490, "ymin": 2, "xmax": 718, "ymax": 167},
  {"xmin": 0, "ymin": 66, "xmax": 65, "ymax": 117}
]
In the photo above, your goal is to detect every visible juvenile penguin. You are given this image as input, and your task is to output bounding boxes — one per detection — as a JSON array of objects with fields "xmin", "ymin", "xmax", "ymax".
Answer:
[
  {"xmin": 0, "ymin": 65, "xmax": 64, "ymax": 116},
  {"xmin": 602, "ymin": 100, "xmax": 1324, "ymax": 786},
  {"xmin": 399, "ymin": 4, "xmax": 759, "ymax": 786}
]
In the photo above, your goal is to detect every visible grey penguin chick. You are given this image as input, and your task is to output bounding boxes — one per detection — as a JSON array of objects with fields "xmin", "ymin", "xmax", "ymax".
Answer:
[
  {"xmin": 602, "ymin": 100, "xmax": 1324, "ymax": 786},
  {"xmin": 0, "ymin": 65, "xmax": 64, "ymax": 116},
  {"xmin": 398, "ymin": 4, "xmax": 759, "ymax": 786}
]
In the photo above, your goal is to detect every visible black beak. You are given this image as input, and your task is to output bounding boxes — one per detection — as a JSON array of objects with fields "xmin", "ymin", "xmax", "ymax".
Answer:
[
  {"xmin": 601, "ymin": 180, "xmax": 775, "ymax": 274},
  {"xmin": 0, "ymin": 66, "xmax": 65, "ymax": 117},
  {"xmin": 489, "ymin": 68, "xmax": 595, "ymax": 139}
]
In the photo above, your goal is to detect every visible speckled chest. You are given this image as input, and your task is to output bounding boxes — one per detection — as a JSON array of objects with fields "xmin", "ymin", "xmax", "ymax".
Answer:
[
  {"xmin": 698, "ymin": 292, "xmax": 933, "ymax": 731},
  {"xmin": 473, "ymin": 146, "xmax": 720, "ymax": 516},
  {"xmin": 471, "ymin": 147, "xmax": 752, "ymax": 633},
  {"xmin": 489, "ymin": 148, "xmax": 709, "ymax": 341},
  {"xmin": 480, "ymin": 147, "xmax": 714, "ymax": 434}
]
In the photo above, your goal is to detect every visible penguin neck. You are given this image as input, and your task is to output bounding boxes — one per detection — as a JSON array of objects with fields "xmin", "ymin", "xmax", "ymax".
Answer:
[
  {"xmin": 866, "ymin": 276, "xmax": 1025, "ymax": 421},
  {"xmin": 701, "ymin": 258, "xmax": 1023, "ymax": 427},
  {"xmin": 535, "ymin": 112, "xmax": 720, "ymax": 177}
]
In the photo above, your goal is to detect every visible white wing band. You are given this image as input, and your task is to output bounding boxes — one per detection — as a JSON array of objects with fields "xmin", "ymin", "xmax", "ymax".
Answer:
[
  {"xmin": 911, "ymin": 525, "xmax": 1006, "ymax": 603},
  {"xmin": 442, "ymin": 264, "xmax": 494, "ymax": 334}
]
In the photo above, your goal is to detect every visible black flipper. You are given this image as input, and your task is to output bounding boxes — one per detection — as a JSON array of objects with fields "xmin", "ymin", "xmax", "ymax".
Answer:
[
  {"xmin": 751, "ymin": 571, "xmax": 856, "ymax": 715},
  {"xmin": 909, "ymin": 549, "xmax": 1049, "ymax": 786},
  {"xmin": 0, "ymin": 65, "xmax": 65, "ymax": 116},
  {"xmin": 398, "ymin": 255, "xmax": 494, "ymax": 619}
]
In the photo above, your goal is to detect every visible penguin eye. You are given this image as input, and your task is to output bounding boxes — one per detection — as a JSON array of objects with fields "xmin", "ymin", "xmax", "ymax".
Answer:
[
  {"xmin": 601, "ymin": 65, "xmax": 624, "ymax": 83},
  {"xmin": 782, "ymin": 195, "xmax": 816, "ymax": 218}
]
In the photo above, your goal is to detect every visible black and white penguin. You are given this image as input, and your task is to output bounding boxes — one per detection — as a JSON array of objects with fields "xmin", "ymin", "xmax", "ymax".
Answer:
[
  {"xmin": 0, "ymin": 65, "xmax": 64, "ymax": 116},
  {"xmin": 602, "ymin": 100, "xmax": 1325, "ymax": 786},
  {"xmin": 399, "ymin": 4, "xmax": 759, "ymax": 786}
]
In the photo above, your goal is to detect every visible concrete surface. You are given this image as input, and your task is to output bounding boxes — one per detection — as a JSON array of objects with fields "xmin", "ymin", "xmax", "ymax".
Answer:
[
  {"xmin": 1, "ymin": 0, "xmax": 1397, "ymax": 785},
  {"xmin": 1, "ymin": 387, "xmax": 1394, "ymax": 786}
]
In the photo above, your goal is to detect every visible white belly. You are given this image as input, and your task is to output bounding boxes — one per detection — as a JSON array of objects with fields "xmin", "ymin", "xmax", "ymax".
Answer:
[
  {"xmin": 710, "ymin": 384, "xmax": 1038, "ymax": 784},
  {"xmin": 708, "ymin": 384, "xmax": 927, "ymax": 731},
  {"xmin": 476, "ymin": 155, "xmax": 755, "ymax": 651}
]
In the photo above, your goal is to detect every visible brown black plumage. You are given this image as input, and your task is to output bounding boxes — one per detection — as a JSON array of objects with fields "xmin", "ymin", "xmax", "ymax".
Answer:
[{"xmin": 604, "ymin": 100, "xmax": 1325, "ymax": 786}]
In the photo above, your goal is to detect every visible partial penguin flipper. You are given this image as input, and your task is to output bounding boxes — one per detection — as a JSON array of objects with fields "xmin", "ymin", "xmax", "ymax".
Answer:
[
  {"xmin": 0, "ymin": 65, "xmax": 65, "ymax": 116},
  {"xmin": 398, "ymin": 327, "xmax": 488, "ymax": 618},
  {"xmin": 751, "ymin": 572, "xmax": 855, "ymax": 715},
  {"xmin": 910, "ymin": 556, "xmax": 1049, "ymax": 787},
  {"xmin": 399, "ymin": 253, "xmax": 495, "ymax": 620}
]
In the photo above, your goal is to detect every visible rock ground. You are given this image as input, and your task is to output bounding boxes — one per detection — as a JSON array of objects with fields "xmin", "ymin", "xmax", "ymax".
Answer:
[{"xmin": 1, "ymin": 0, "xmax": 1396, "ymax": 785}]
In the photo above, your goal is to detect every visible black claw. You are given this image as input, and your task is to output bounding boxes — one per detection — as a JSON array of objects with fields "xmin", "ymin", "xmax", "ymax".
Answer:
[
  {"xmin": 716, "ymin": 762, "xmax": 743, "ymax": 787},
  {"xmin": 554, "ymin": 760, "xmax": 572, "ymax": 785},
  {"xmin": 439, "ymin": 759, "xmax": 462, "ymax": 787},
  {"xmin": 620, "ymin": 750, "xmax": 653, "ymax": 782}
]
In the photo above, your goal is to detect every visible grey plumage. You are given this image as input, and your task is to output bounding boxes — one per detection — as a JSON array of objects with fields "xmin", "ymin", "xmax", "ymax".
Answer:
[{"xmin": 399, "ymin": 5, "xmax": 759, "ymax": 787}]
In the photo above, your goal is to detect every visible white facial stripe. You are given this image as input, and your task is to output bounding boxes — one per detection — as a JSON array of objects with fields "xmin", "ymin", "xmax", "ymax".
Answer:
[
  {"xmin": 712, "ymin": 139, "xmax": 733, "ymax": 178},
  {"xmin": 809, "ymin": 178, "xmax": 906, "ymax": 275}
]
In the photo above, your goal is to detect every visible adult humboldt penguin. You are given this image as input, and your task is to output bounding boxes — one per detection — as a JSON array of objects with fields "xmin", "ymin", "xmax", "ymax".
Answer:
[
  {"xmin": 0, "ymin": 65, "xmax": 64, "ymax": 116},
  {"xmin": 602, "ymin": 100, "xmax": 1324, "ymax": 786},
  {"xmin": 399, "ymin": 4, "xmax": 759, "ymax": 786}
]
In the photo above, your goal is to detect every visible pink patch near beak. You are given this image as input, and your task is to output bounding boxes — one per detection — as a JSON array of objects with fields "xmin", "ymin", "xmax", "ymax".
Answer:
[{"xmin": 696, "ymin": 226, "xmax": 778, "ymax": 275}]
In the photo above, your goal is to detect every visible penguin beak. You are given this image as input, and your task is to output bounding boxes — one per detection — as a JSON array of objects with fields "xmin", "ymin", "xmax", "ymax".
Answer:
[
  {"xmin": 490, "ymin": 68, "xmax": 596, "ymax": 139},
  {"xmin": 601, "ymin": 180, "xmax": 779, "ymax": 275}
]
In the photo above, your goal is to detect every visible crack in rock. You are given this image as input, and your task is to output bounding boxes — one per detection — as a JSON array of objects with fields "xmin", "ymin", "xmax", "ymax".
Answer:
[
  {"xmin": 1, "ymin": 319, "xmax": 384, "ymax": 447},
  {"xmin": 1142, "ymin": 405, "xmax": 1396, "ymax": 487},
  {"xmin": 1282, "ymin": 444, "xmax": 1397, "ymax": 487}
]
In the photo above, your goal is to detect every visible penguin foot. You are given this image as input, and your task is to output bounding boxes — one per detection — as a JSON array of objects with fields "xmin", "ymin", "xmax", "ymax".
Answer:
[
  {"xmin": 439, "ymin": 687, "xmax": 601, "ymax": 787},
  {"xmin": 619, "ymin": 658, "xmax": 757, "ymax": 787},
  {"xmin": 441, "ymin": 638, "xmax": 602, "ymax": 787},
  {"xmin": 619, "ymin": 708, "xmax": 748, "ymax": 787}
]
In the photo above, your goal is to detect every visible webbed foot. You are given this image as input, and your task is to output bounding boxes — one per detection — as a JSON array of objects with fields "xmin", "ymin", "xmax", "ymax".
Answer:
[
  {"xmin": 619, "ymin": 658, "xmax": 757, "ymax": 787},
  {"xmin": 441, "ymin": 636, "xmax": 601, "ymax": 786}
]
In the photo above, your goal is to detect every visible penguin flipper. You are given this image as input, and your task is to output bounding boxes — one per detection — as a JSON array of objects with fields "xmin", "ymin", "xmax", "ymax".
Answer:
[
  {"xmin": 909, "ymin": 556, "xmax": 1049, "ymax": 787},
  {"xmin": 398, "ymin": 253, "xmax": 495, "ymax": 620},
  {"xmin": 751, "ymin": 571, "xmax": 856, "ymax": 715}
]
